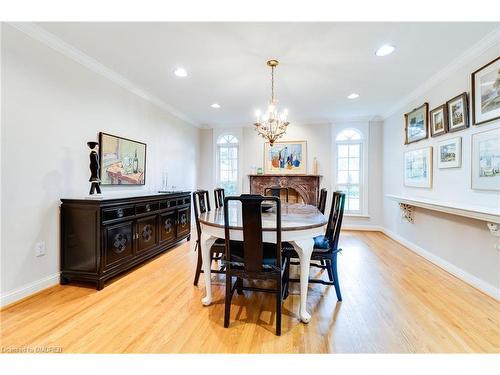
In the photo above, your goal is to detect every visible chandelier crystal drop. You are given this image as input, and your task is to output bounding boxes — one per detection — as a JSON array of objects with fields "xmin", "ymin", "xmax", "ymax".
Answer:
[{"xmin": 254, "ymin": 59, "xmax": 289, "ymax": 146}]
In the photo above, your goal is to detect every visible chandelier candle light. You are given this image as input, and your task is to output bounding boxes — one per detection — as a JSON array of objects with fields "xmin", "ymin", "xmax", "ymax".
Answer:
[{"xmin": 254, "ymin": 59, "xmax": 290, "ymax": 146}]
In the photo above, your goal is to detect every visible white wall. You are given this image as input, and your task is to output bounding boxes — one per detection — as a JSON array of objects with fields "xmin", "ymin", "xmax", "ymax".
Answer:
[
  {"xmin": 0, "ymin": 24, "xmax": 199, "ymax": 305},
  {"xmin": 382, "ymin": 42, "xmax": 500, "ymax": 298},
  {"xmin": 198, "ymin": 121, "xmax": 384, "ymax": 228}
]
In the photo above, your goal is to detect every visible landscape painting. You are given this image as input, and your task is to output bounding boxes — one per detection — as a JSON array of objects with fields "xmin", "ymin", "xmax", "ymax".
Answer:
[
  {"xmin": 405, "ymin": 103, "xmax": 428, "ymax": 144},
  {"xmin": 404, "ymin": 147, "xmax": 432, "ymax": 188},
  {"xmin": 99, "ymin": 132, "xmax": 146, "ymax": 185},
  {"xmin": 447, "ymin": 93, "xmax": 469, "ymax": 132},
  {"xmin": 430, "ymin": 104, "xmax": 447, "ymax": 137},
  {"xmin": 472, "ymin": 129, "xmax": 500, "ymax": 190},
  {"xmin": 472, "ymin": 57, "xmax": 500, "ymax": 125},
  {"xmin": 438, "ymin": 137, "xmax": 461, "ymax": 169},
  {"xmin": 264, "ymin": 141, "xmax": 307, "ymax": 174}
]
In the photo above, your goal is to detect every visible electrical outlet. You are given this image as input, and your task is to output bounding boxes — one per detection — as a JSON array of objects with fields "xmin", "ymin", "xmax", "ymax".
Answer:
[{"xmin": 35, "ymin": 241, "xmax": 46, "ymax": 257}]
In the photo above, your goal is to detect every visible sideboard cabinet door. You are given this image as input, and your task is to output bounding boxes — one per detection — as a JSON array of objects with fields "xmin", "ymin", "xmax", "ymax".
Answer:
[
  {"xmin": 160, "ymin": 211, "xmax": 177, "ymax": 244},
  {"xmin": 136, "ymin": 215, "xmax": 158, "ymax": 253},
  {"xmin": 177, "ymin": 207, "xmax": 191, "ymax": 238},
  {"xmin": 104, "ymin": 221, "xmax": 134, "ymax": 268}
]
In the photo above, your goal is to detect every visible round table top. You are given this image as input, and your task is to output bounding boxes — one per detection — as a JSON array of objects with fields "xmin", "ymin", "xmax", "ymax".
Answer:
[{"xmin": 198, "ymin": 202, "xmax": 328, "ymax": 232}]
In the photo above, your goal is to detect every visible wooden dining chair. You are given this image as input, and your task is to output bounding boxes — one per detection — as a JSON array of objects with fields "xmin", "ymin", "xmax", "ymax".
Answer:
[
  {"xmin": 317, "ymin": 188, "xmax": 327, "ymax": 214},
  {"xmin": 192, "ymin": 190, "xmax": 226, "ymax": 286},
  {"xmin": 223, "ymin": 195, "xmax": 288, "ymax": 336},
  {"xmin": 284, "ymin": 191, "xmax": 346, "ymax": 301},
  {"xmin": 264, "ymin": 186, "xmax": 289, "ymax": 202},
  {"xmin": 214, "ymin": 188, "xmax": 225, "ymax": 208}
]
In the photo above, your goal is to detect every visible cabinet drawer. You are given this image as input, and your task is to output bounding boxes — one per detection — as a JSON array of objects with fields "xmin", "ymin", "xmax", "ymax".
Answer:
[
  {"xmin": 102, "ymin": 205, "xmax": 135, "ymax": 223},
  {"xmin": 136, "ymin": 201, "xmax": 159, "ymax": 215}
]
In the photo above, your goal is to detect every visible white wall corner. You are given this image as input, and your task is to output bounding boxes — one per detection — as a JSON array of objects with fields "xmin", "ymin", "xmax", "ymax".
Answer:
[
  {"xmin": 7, "ymin": 22, "xmax": 201, "ymax": 128},
  {"xmin": 0, "ymin": 273, "xmax": 60, "ymax": 308},
  {"xmin": 382, "ymin": 25, "xmax": 500, "ymax": 119}
]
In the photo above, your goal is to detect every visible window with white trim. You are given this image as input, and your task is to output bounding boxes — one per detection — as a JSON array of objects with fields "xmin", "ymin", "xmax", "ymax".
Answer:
[
  {"xmin": 216, "ymin": 134, "xmax": 239, "ymax": 195},
  {"xmin": 335, "ymin": 129, "xmax": 363, "ymax": 213}
]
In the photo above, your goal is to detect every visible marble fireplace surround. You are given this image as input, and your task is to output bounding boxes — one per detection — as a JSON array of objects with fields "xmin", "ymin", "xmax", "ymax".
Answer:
[{"xmin": 248, "ymin": 174, "xmax": 322, "ymax": 206}]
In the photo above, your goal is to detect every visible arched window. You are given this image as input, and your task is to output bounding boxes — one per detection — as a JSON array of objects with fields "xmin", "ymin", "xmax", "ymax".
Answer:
[
  {"xmin": 335, "ymin": 129, "xmax": 363, "ymax": 213},
  {"xmin": 216, "ymin": 134, "xmax": 239, "ymax": 195}
]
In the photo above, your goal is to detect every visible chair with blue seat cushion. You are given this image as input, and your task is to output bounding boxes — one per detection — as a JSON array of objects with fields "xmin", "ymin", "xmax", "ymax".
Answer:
[
  {"xmin": 283, "ymin": 191, "xmax": 346, "ymax": 301},
  {"xmin": 192, "ymin": 190, "xmax": 226, "ymax": 286},
  {"xmin": 223, "ymin": 194, "xmax": 288, "ymax": 336}
]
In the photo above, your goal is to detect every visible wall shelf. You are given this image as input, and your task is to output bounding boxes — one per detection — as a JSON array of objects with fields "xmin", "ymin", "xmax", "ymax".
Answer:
[{"xmin": 385, "ymin": 194, "xmax": 500, "ymax": 249}]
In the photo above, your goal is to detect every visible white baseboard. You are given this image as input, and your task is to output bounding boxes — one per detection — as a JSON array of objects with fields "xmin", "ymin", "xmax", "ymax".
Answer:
[
  {"xmin": 1, "ymin": 272, "xmax": 60, "ymax": 308},
  {"xmin": 2, "ymin": 226, "xmax": 498, "ymax": 307},
  {"xmin": 342, "ymin": 225, "xmax": 384, "ymax": 231},
  {"xmin": 382, "ymin": 228, "xmax": 500, "ymax": 301}
]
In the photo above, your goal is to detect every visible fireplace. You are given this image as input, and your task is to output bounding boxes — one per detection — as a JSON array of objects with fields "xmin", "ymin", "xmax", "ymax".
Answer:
[{"xmin": 248, "ymin": 174, "xmax": 321, "ymax": 206}]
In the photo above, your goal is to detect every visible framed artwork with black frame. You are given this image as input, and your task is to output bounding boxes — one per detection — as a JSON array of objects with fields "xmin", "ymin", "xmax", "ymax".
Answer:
[
  {"xmin": 99, "ymin": 132, "xmax": 147, "ymax": 185},
  {"xmin": 404, "ymin": 103, "xmax": 429, "ymax": 144},
  {"xmin": 471, "ymin": 56, "xmax": 500, "ymax": 126},
  {"xmin": 430, "ymin": 104, "xmax": 448, "ymax": 137},
  {"xmin": 446, "ymin": 92, "xmax": 469, "ymax": 133}
]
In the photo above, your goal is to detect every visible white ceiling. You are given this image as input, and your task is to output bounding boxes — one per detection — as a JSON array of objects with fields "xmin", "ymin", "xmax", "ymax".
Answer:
[{"xmin": 36, "ymin": 22, "xmax": 499, "ymax": 127}]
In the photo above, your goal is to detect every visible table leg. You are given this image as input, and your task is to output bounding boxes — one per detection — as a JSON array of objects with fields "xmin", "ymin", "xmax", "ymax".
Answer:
[
  {"xmin": 291, "ymin": 238, "xmax": 314, "ymax": 323},
  {"xmin": 200, "ymin": 232, "xmax": 217, "ymax": 306}
]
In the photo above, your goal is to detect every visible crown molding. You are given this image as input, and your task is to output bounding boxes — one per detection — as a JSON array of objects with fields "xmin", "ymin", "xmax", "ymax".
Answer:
[
  {"xmin": 7, "ymin": 22, "xmax": 201, "ymax": 128},
  {"xmin": 382, "ymin": 25, "xmax": 500, "ymax": 120}
]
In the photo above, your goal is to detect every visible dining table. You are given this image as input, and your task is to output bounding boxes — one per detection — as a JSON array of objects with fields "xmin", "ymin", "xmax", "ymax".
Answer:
[{"xmin": 198, "ymin": 201, "xmax": 328, "ymax": 323}]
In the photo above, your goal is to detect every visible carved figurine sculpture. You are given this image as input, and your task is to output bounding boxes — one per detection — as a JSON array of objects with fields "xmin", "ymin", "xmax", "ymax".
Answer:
[{"xmin": 87, "ymin": 141, "xmax": 102, "ymax": 195}]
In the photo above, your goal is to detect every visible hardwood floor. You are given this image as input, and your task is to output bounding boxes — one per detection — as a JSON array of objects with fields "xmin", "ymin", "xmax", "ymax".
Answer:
[{"xmin": 1, "ymin": 231, "xmax": 499, "ymax": 353}]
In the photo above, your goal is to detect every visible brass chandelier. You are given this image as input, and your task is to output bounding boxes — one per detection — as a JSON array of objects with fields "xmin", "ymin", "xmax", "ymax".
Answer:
[{"xmin": 254, "ymin": 59, "xmax": 289, "ymax": 146}]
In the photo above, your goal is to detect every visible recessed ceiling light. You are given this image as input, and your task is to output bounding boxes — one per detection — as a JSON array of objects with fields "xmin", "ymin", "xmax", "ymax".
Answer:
[
  {"xmin": 211, "ymin": 103, "xmax": 221, "ymax": 109},
  {"xmin": 347, "ymin": 93, "xmax": 359, "ymax": 99},
  {"xmin": 375, "ymin": 44, "xmax": 396, "ymax": 57},
  {"xmin": 173, "ymin": 67, "xmax": 187, "ymax": 77}
]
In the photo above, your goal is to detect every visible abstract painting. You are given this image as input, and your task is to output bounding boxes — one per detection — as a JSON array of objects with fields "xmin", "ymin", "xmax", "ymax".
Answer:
[
  {"xmin": 472, "ymin": 128, "xmax": 500, "ymax": 191},
  {"xmin": 438, "ymin": 137, "xmax": 461, "ymax": 169},
  {"xmin": 472, "ymin": 57, "xmax": 500, "ymax": 126},
  {"xmin": 99, "ymin": 132, "xmax": 146, "ymax": 185},
  {"xmin": 264, "ymin": 141, "xmax": 307, "ymax": 174},
  {"xmin": 404, "ymin": 147, "xmax": 432, "ymax": 188}
]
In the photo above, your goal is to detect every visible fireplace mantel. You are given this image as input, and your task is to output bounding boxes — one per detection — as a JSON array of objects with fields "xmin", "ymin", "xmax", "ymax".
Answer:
[{"xmin": 248, "ymin": 174, "xmax": 322, "ymax": 206}]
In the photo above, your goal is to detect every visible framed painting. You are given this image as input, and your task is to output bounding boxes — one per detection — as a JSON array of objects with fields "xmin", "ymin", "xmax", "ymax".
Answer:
[
  {"xmin": 404, "ymin": 103, "xmax": 428, "ymax": 144},
  {"xmin": 447, "ymin": 92, "xmax": 469, "ymax": 132},
  {"xmin": 99, "ymin": 132, "xmax": 147, "ymax": 185},
  {"xmin": 437, "ymin": 137, "xmax": 461, "ymax": 169},
  {"xmin": 430, "ymin": 104, "xmax": 448, "ymax": 137},
  {"xmin": 264, "ymin": 141, "xmax": 307, "ymax": 174},
  {"xmin": 471, "ymin": 128, "xmax": 500, "ymax": 191},
  {"xmin": 471, "ymin": 56, "xmax": 500, "ymax": 126},
  {"xmin": 404, "ymin": 147, "xmax": 432, "ymax": 188}
]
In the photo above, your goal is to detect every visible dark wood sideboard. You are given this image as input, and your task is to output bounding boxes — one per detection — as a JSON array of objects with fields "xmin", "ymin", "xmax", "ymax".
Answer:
[{"xmin": 60, "ymin": 192, "xmax": 191, "ymax": 290}]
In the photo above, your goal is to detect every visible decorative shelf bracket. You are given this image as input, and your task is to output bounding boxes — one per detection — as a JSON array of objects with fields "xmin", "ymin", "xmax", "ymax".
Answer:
[
  {"xmin": 399, "ymin": 203, "xmax": 414, "ymax": 223},
  {"xmin": 486, "ymin": 223, "xmax": 500, "ymax": 250}
]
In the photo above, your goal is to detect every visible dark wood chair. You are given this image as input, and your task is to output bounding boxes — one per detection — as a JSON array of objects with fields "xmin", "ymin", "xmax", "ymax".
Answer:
[
  {"xmin": 214, "ymin": 188, "xmax": 225, "ymax": 208},
  {"xmin": 192, "ymin": 190, "xmax": 226, "ymax": 286},
  {"xmin": 284, "ymin": 191, "xmax": 346, "ymax": 301},
  {"xmin": 317, "ymin": 188, "xmax": 327, "ymax": 214},
  {"xmin": 264, "ymin": 186, "xmax": 289, "ymax": 202},
  {"xmin": 223, "ymin": 195, "xmax": 288, "ymax": 336}
]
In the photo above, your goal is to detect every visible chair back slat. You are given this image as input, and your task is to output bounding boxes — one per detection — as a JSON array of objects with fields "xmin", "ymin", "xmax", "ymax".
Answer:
[
  {"xmin": 325, "ymin": 191, "xmax": 345, "ymax": 251},
  {"xmin": 192, "ymin": 190, "xmax": 211, "ymax": 239},
  {"xmin": 214, "ymin": 188, "xmax": 225, "ymax": 208},
  {"xmin": 224, "ymin": 194, "xmax": 281, "ymax": 273},
  {"xmin": 317, "ymin": 188, "xmax": 327, "ymax": 214}
]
